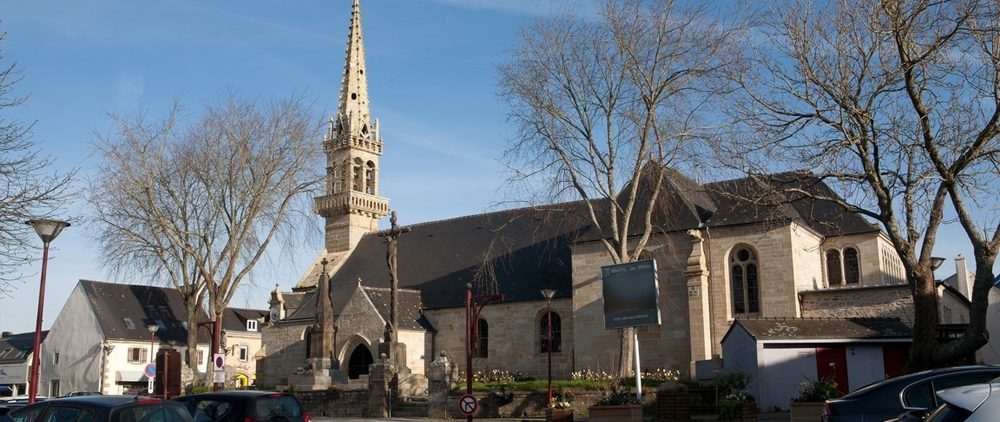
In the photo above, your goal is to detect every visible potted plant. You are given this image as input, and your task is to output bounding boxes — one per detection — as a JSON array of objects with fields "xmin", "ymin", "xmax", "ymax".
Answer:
[
  {"xmin": 587, "ymin": 380, "xmax": 642, "ymax": 422},
  {"xmin": 546, "ymin": 389, "xmax": 574, "ymax": 422},
  {"xmin": 790, "ymin": 376, "xmax": 841, "ymax": 422},
  {"xmin": 715, "ymin": 371, "xmax": 757, "ymax": 421}
]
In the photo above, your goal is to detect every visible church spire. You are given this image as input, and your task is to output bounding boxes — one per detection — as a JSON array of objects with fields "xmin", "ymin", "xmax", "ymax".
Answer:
[
  {"xmin": 315, "ymin": 0, "xmax": 389, "ymax": 254},
  {"xmin": 337, "ymin": 0, "xmax": 371, "ymax": 138}
]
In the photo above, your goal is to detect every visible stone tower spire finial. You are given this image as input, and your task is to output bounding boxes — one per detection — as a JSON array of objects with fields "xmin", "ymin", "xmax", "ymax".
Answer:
[
  {"xmin": 338, "ymin": 0, "xmax": 370, "ymax": 138},
  {"xmin": 315, "ymin": 0, "xmax": 389, "ymax": 254}
]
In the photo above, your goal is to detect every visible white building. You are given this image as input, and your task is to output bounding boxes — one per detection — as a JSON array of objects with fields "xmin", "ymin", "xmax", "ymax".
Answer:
[
  {"xmin": 39, "ymin": 280, "xmax": 211, "ymax": 396},
  {"xmin": 0, "ymin": 331, "xmax": 46, "ymax": 397},
  {"xmin": 218, "ymin": 307, "xmax": 267, "ymax": 388}
]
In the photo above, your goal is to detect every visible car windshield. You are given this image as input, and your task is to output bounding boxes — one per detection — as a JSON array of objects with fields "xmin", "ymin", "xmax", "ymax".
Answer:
[{"xmin": 184, "ymin": 399, "xmax": 234, "ymax": 422}]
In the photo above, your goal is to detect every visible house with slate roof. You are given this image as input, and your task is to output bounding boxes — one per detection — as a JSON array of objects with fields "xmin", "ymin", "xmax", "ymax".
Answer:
[
  {"xmin": 256, "ymin": 0, "xmax": 969, "ymax": 392},
  {"xmin": 0, "ymin": 331, "xmax": 47, "ymax": 397},
  {"xmin": 39, "ymin": 280, "xmax": 212, "ymax": 395},
  {"xmin": 218, "ymin": 307, "xmax": 268, "ymax": 388}
]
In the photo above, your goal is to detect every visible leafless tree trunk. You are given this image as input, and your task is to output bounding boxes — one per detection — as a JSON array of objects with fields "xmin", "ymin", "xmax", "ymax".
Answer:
[
  {"xmin": 499, "ymin": 0, "xmax": 745, "ymax": 377},
  {"xmin": 724, "ymin": 0, "xmax": 1000, "ymax": 370},
  {"xmin": 90, "ymin": 93, "xmax": 322, "ymax": 384},
  {"xmin": 0, "ymin": 30, "xmax": 74, "ymax": 290}
]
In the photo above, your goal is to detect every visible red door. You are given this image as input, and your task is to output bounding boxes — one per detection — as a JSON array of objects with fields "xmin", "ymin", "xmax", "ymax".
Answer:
[
  {"xmin": 816, "ymin": 347, "xmax": 850, "ymax": 395},
  {"xmin": 882, "ymin": 343, "xmax": 910, "ymax": 378}
]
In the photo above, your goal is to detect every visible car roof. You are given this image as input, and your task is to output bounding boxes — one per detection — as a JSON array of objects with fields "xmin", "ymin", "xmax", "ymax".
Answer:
[
  {"xmin": 44, "ymin": 395, "xmax": 168, "ymax": 408},
  {"xmin": 842, "ymin": 365, "xmax": 1000, "ymax": 398},
  {"xmin": 178, "ymin": 391, "xmax": 287, "ymax": 399},
  {"xmin": 936, "ymin": 382, "xmax": 994, "ymax": 412}
]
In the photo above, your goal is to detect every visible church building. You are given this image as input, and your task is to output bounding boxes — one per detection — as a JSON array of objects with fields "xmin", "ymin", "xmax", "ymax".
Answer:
[{"xmin": 256, "ymin": 0, "xmax": 969, "ymax": 392}]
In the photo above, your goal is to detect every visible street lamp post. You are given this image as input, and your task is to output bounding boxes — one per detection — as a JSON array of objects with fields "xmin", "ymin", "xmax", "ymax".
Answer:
[
  {"xmin": 541, "ymin": 289, "xmax": 556, "ymax": 407},
  {"xmin": 25, "ymin": 219, "xmax": 70, "ymax": 404},
  {"xmin": 147, "ymin": 325, "xmax": 159, "ymax": 394}
]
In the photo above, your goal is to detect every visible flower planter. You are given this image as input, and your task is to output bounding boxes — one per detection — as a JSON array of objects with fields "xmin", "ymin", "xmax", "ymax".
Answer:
[
  {"xmin": 789, "ymin": 401, "xmax": 825, "ymax": 422},
  {"xmin": 735, "ymin": 402, "xmax": 758, "ymax": 422},
  {"xmin": 588, "ymin": 404, "xmax": 642, "ymax": 422},
  {"xmin": 546, "ymin": 408, "xmax": 574, "ymax": 422}
]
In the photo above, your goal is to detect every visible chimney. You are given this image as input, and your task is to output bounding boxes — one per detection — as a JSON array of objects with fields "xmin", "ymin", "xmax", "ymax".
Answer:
[
  {"xmin": 955, "ymin": 255, "xmax": 972, "ymax": 299},
  {"xmin": 0, "ymin": 331, "xmax": 11, "ymax": 338}
]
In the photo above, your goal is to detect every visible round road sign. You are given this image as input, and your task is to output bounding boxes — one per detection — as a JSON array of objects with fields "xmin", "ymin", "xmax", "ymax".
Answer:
[
  {"xmin": 143, "ymin": 363, "xmax": 156, "ymax": 378},
  {"xmin": 458, "ymin": 394, "xmax": 478, "ymax": 416}
]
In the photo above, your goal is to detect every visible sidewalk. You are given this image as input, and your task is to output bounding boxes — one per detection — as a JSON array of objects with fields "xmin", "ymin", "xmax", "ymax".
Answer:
[{"xmin": 318, "ymin": 413, "xmax": 791, "ymax": 421}]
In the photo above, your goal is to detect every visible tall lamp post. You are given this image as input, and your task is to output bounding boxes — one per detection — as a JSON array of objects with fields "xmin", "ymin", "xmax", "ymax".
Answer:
[
  {"xmin": 541, "ymin": 289, "xmax": 556, "ymax": 407},
  {"xmin": 25, "ymin": 219, "xmax": 70, "ymax": 404},
  {"xmin": 147, "ymin": 325, "xmax": 159, "ymax": 394}
]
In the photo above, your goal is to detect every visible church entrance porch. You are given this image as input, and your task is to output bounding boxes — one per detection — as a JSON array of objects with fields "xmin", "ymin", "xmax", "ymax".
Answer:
[{"xmin": 348, "ymin": 344, "xmax": 374, "ymax": 379}]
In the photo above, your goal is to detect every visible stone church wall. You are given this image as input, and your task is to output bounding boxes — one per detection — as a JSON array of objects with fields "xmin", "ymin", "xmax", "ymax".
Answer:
[
  {"xmin": 800, "ymin": 285, "xmax": 915, "ymax": 325},
  {"xmin": 333, "ymin": 285, "xmax": 385, "ymax": 374},
  {"xmin": 423, "ymin": 298, "xmax": 575, "ymax": 380},
  {"xmin": 257, "ymin": 320, "xmax": 310, "ymax": 388},
  {"xmin": 705, "ymin": 223, "xmax": 799, "ymax": 356},
  {"xmin": 570, "ymin": 232, "xmax": 693, "ymax": 375}
]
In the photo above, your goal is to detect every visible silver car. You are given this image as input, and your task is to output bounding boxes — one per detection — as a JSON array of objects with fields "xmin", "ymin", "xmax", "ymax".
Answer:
[{"xmin": 924, "ymin": 381, "xmax": 1000, "ymax": 421}]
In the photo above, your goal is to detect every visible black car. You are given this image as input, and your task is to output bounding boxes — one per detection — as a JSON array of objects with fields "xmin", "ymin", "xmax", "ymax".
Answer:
[
  {"xmin": 173, "ymin": 391, "xmax": 310, "ymax": 422},
  {"xmin": 823, "ymin": 365, "xmax": 1000, "ymax": 421},
  {"xmin": 1, "ymin": 395, "xmax": 192, "ymax": 422}
]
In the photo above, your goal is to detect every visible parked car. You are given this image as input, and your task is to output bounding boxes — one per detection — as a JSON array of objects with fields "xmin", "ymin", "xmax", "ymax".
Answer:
[
  {"xmin": 173, "ymin": 391, "xmax": 311, "ymax": 422},
  {"xmin": 63, "ymin": 391, "xmax": 103, "ymax": 397},
  {"xmin": 0, "ymin": 395, "xmax": 192, "ymax": 422},
  {"xmin": 823, "ymin": 365, "xmax": 1000, "ymax": 421},
  {"xmin": 923, "ymin": 381, "xmax": 1000, "ymax": 421},
  {"xmin": 0, "ymin": 396, "xmax": 46, "ymax": 412}
]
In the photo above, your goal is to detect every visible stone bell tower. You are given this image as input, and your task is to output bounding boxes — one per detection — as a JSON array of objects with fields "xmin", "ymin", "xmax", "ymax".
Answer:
[{"xmin": 314, "ymin": 0, "xmax": 389, "ymax": 253}]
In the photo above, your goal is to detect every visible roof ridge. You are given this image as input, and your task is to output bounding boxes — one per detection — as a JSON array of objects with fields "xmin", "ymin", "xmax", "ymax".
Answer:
[{"xmin": 366, "ymin": 198, "xmax": 597, "ymax": 234}]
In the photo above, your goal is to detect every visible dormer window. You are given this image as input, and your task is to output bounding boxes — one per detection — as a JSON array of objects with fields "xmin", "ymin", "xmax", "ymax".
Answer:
[
  {"xmin": 247, "ymin": 320, "xmax": 258, "ymax": 332},
  {"xmin": 123, "ymin": 318, "xmax": 136, "ymax": 329}
]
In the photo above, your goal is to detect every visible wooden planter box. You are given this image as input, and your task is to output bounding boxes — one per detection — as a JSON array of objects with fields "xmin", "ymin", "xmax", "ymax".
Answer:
[
  {"xmin": 789, "ymin": 401, "xmax": 825, "ymax": 422},
  {"xmin": 546, "ymin": 408, "xmax": 574, "ymax": 422},
  {"xmin": 735, "ymin": 402, "xmax": 758, "ymax": 422},
  {"xmin": 588, "ymin": 404, "xmax": 642, "ymax": 422}
]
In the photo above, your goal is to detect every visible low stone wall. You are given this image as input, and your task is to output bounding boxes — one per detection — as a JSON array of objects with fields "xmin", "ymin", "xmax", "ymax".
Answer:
[
  {"xmin": 292, "ymin": 388, "xmax": 369, "ymax": 417},
  {"xmin": 444, "ymin": 389, "xmax": 657, "ymax": 419}
]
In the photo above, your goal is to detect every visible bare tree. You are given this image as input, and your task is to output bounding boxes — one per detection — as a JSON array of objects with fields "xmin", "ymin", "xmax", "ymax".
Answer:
[
  {"xmin": 0, "ymin": 30, "xmax": 74, "ymax": 289},
  {"xmin": 499, "ymin": 0, "xmax": 745, "ymax": 376},
  {"xmin": 90, "ymin": 93, "xmax": 323, "ymax": 383},
  {"xmin": 726, "ymin": 0, "xmax": 1000, "ymax": 369}
]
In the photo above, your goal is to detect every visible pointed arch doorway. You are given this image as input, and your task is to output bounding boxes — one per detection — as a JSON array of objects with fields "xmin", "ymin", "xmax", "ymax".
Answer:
[{"xmin": 347, "ymin": 344, "xmax": 374, "ymax": 379}]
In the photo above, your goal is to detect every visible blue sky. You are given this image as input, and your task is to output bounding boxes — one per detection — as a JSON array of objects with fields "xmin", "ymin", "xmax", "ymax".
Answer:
[
  {"xmin": 1, "ymin": 0, "xmax": 605, "ymax": 333},
  {"xmin": 0, "ymin": 0, "xmax": 981, "ymax": 334}
]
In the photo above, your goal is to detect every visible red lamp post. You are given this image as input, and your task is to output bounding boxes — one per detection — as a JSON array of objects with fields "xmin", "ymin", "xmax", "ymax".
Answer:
[
  {"xmin": 25, "ymin": 219, "xmax": 70, "ymax": 404},
  {"xmin": 147, "ymin": 325, "xmax": 159, "ymax": 394},
  {"xmin": 541, "ymin": 289, "xmax": 556, "ymax": 407}
]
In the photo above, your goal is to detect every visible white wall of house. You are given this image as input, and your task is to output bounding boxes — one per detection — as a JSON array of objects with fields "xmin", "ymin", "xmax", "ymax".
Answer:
[
  {"xmin": 759, "ymin": 346, "xmax": 816, "ymax": 412},
  {"xmin": 223, "ymin": 330, "xmax": 261, "ymax": 386},
  {"xmin": 39, "ymin": 284, "xmax": 104, "ymax": 396},
  {"xmin": 983, "ymin": 287, "xmax": 1000, "ymax": 364},
  {"xmin": 0, "ymin": 359, "xmax": 29, "ymax": 396},
  {"xmin": 721, "ymin": 327, "xmax": 761, "ymax": 404},
  {"xmin": 845, "ymin": 344, "xmax": 885, "ymax": 391},
  {"xmin": 103, "ymin": 340, "xmax": 210, "ymax": 395}
]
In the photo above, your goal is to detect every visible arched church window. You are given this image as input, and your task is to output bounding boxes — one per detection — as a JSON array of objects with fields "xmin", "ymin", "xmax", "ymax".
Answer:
[
  {"xmin": 844, "ymin": 247, "xmax": 860, "ymax": 284},
  {"xmin": 365, "ymin": 161, "xmax": 376, "ymax": 194},
  {"xmin": 475, "ymin": 319, "xmax": 488, "ymax": 358},
  {"xmin": 330, "ymin": 166, "xmax": 340, "ymax": 194},
  {"xmin": 540, "ymin": 312, "xmax": 561, "ymax": 353},
  {"xmin": 826, "ymin": 249, "xmax": 843, "ymax": 286},
  {"xmin": 730, "ymin": 246, "xmax": 760, "ymax": 315},
  {"xmin": 352, "ymin": 158, "xmax": 363, "ymax": 191}
]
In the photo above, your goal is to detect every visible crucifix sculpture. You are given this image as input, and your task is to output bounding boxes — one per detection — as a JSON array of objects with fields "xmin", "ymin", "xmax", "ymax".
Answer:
[{"xmin": 378, "ymin": 211, "xmax": 410, "ymax": 346}]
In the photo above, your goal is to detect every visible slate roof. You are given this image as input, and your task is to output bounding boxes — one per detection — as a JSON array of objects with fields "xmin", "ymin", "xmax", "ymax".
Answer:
[
  {"xmin": 0, "ymin": 331, "xmax": 47, "ymax": 364},
  {"xmin": 221, "ymin": 308, "xmax": 268, "ymax": 332},
  {"xmin": 79, "ymin": 280, "xmax": 211, "ymax": 343},
  {"xmin": 320, "ymin": 167, "xmax": 877, "ymax": 311},
  {"xmin": 726, "ymin": 318, "xmax": 912, "ymax": 343},
  {"xmin": 329, "ymin": 204, "xmax": 591, "ymax": 310}
]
